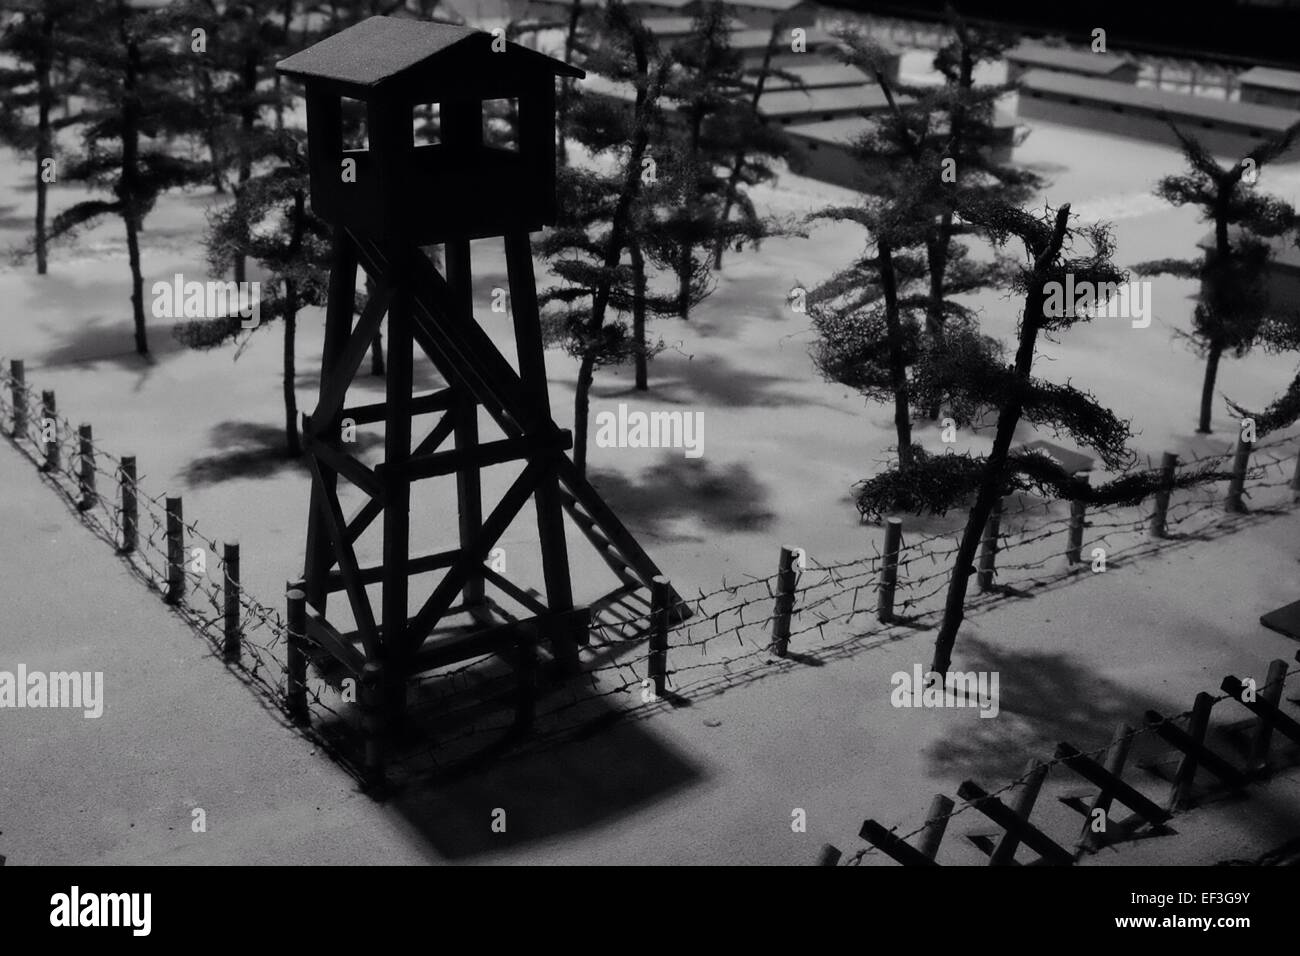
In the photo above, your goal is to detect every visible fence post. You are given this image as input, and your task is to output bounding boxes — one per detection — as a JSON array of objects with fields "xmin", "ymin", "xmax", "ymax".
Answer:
[
  {"xmin": 976, "ymin": 498, "xmax": 1002, "ymax": 592},
  {"xmin": 649, "ymin": 575, "xmax": 670, "ymax": 697},
  {"xmin": 814, "ymin": 844, "xmax": 842, "ymax": 866},
  {"xmin": 1067, "ymin": 477, "xmax": 1088, "ymax": 566},
  {"xmin": 1226, "ymin": 438, "xmax": 1251, "ymax": 514},
  {"xmin": 9, "ymin": 359, "xmax": 24, "ymax": 438},
  {"xmin": 360, "ymin": 661, "xmax": 385, "ymax": 786},
  {"xmin": 40, "ymin": 390, "xmax": 57, "ymax": 472},
  {"xmin": 77, "ymin": 424, "xmax": 95, "ymax": 511},
  {"xmin": 222, "ymin": 542, "xmax": 242, "ymax": 662},
  {"xmin": 877, "ymin": 517, "xmax": 903, "ymax": 623},
  {"xmin": 1169, "ymin": 691, "xmax": 1214, "ymax": 810},
  {"xmin": 1082, "ymin": 721, "xmax": 1135, "ymax": 850},
  {"xmin": 1290, "ymin": 453, "xmax": 1300, "ymax": 500},
  {"xmin": 1150, "ymin": 452, "xmax": 1177, "ymax": 538},
  {"xmin": 916, "ymin": 793, "xmax": 955, "ymax": 861},
  {"xmin": 165, "ymin": 496, "xmax": 184, "ymax": 605},
  {"xmin": 286, "ymin": 583, "xmax": 309, "ymax": 726},
  {"xmin": 989, "ymin": 759, "xmax": 1049, "ymax": 865},
  {"xmin": 770, "ymin": 545, "xmax": 798, "ymax": 657},
  {"xmin": 119, "ymin": 456, "xmax": 138, "ymax": 554},
  {"xmin": 1248, "ymin": 658, "xmax": 1288, "ymax": 772}
]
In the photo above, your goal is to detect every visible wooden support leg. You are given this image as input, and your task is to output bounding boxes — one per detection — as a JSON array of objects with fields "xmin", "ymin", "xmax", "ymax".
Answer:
[
  {"xmin": 306, "ymin": 229, "xmax": 358, "ymax": 612},
  {"xmin": 505, "ymin": 231, "xmax": 580, "ymax": 672},
  {"xmin": 382, "ymin": 252, "xmax": 413, "ymax": 724},
  {"xmin": 445, "ymin": 238, "xmax": 485, "ymax": 612}
]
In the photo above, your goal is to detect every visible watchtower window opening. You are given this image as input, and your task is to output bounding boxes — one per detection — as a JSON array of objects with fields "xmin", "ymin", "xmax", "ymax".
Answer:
[
  {"xmin": 340, "ymin": 96, "xmax": 368, "ymax": 150},
  {"xmin": 413, "ymin": 103, "xmax": 441, "ymax": 146},
  {"xmin": 483, "ymin": 98, "xmax": 519, "ymax": 152}
]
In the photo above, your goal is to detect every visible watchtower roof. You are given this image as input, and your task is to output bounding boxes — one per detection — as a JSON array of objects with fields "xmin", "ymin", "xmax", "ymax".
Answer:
[{"xmin": 276, "ymin": 16, "xmax": 583, "ymax": 91}]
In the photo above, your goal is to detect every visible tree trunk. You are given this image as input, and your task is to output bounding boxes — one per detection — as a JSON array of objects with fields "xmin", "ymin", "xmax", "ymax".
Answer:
[
  {"xmin": 1198, "ymin": 342, "xmax": 1222, "ymax": 434},
  {"xmin": 284, "ymin": 283, "xmax": 300, "ymax": 456},
  {"xmin": 120, "ymin": 20, "xmax": 147, "ymax": 355},
  {"xmin": 923, "ymin": 229, "xmax": 950, "ymax": 421},
  {"xmin": 573, "ymin": 350, "xmax": 598, "ymax": 477},
  {"xmin": 880, "ymin": 239, "xmax": 912, "ymax": 471},
  {"xmin": 632, "ymin": 239, "xmax": 648, "ymax": 390},
  {"xmin": 930, "ymin": 210, "xmax": 1067, "ymax": 675},
  {"xmin": 34, "ymin": 15, "xmax": 53, "ymax": 276}
]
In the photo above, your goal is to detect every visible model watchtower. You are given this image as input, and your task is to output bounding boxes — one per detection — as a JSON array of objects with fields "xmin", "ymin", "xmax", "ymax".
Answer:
[{"xmin": 277, "ymin": 17, "xmax": 683, "ymax": 763}]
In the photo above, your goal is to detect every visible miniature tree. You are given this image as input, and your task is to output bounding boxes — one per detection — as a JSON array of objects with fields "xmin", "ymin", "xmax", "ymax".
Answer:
[
  {"xmin": 1134, "ymin": 122, "xmax": 1300, "ymax": 434},
  {"xmin": 836, "ymin": 21, "xmax": 1039, "ymax": 419},
  {"xmin": 867, "ymin": 202, "xmax": 1222, "ymax": 675},
  {"xmin": 539, "ymin": 3, "xmax": 705, "ymax": 473},
  {"xmin": 0, "ymin": 0, "xmax": 84, "ymax": 274},
  {"xmin": 46, "ymin": 0, "xmax": 210, "ymax": 356},
  {"xmin": 178, "ymin": 128, "xmax": 331, "ymax": 455}
]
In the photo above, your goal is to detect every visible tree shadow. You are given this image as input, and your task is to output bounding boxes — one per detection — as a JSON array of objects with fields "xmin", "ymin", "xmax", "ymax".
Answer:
[
  {"xmin": 35, "ymin": 315, "xmax": 192, "ymax": 387},
  {"xmin": 180, "ymin": 420, "xmax": 382, "ymax": 487},
  {"xmin": 592, "ymin": 352, "xmax": 837, "ymax": 412},
  {"xmin": 587, "ymin": 453, "xmax": 776, "ymax": 540},
  {"xmin": 920, "ymin": 637, "xmax": 1189, "ymax": 781}
]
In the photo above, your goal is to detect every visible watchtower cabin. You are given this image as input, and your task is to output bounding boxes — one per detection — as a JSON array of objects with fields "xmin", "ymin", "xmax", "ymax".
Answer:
[{"xmin": 277, "ymin": 16, "xmax": 684, "ymax": 778}]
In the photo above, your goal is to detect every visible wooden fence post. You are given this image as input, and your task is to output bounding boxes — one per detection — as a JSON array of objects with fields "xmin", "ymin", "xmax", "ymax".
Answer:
[
  {"xmin": 1150, "ymin": 452, "xmax": 1177, "ymax": 538},
  {"xmin": 1248, "ymin": 659, "xmax": 1288, "ymax": 772},
  {"xmin": 9, "ymin": 359, "xmax": 25, "ymax": 438},
  {"xmin": 360, "ymin": 661, "xmax": 385, "ymax": 786},
  {"xmin": 1226, "ymin": 438, "xmax": 1251, "ymax": 514},
  {"xmin": 877, "ymin": 517, "xmax": 902, "ymax": 623},
  {"xmin": 77, "ymin": 424, "xmax": 95, "ymax": 511},
  {"xmin": 770, "ymin": 545, "xmax": 798, "ymax": 657},
  {"xmin": 165, "ymin": 496, "xmax": 184, "ymax": 605},
  {"xmin": 649, "ymin": 575, "xmax": 670, "ymax": 697},
  {"xmin": 1290, "ymin": 453, "xmax": 1300, "ymax": 500},
  {"xmin": 976, "ymin": 498, "xmax": 1002, "ymax": 592},
  {"xmin": 916, "ymin": 793, "xmax": 955, "ymax": 861},
  {"xmin": 1067, "ymin": 477, "xmax": 1088, "ymax": 566},
  {"xmin": 989, "ymin": 759, "xmax": 1049, "ymax": 865},
  {"xmin": 40, "ymin": 389, "xmax": 57, "ymax": 472},
  {"xmin": 1081, "ymin": 722, "xmax": 1135, "ymax": 849},
  {"xmin": 222, "ymin": 542, "xmax": 241, "ymax": 662},
  {"xmin": 120, "ymin": 456, "xmax": 138, "ymax": 554},
  {"xmin": 814, "ymin": 844, "xmax": 842, "ymax": 866},
  {"xmin": 286, "ymin": 583, "xmax": 309, "ymax": 725}
]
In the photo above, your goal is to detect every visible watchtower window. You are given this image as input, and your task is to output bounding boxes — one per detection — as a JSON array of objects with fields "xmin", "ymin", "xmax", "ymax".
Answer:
[
  {"xmin": 340, "ymin": 96, "xmax": 368, "ymax": 150},
  {"xmin": 413, "ymin": 103, "xmax": 440, "ymax": 146},
  {"xmin": 483, "ymin": 98, "xmax": 519, "ymax": 152}
]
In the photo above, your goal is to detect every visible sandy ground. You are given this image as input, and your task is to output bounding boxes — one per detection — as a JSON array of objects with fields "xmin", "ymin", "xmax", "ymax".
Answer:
[
  {"xmin": 3, "ymin": 40, "xmax": 1300, "ymax": 864},
  {"xmin": 3, "ymin": 429, "xmax": 1300, "ymax": 865}
]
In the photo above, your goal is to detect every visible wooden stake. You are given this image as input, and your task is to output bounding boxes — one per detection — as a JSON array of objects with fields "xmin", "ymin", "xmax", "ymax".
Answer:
[
  {"xmin": 222, "ymin": 543, "xmax": 241, "ymax": 662},
  {"xmin": 976, "ymin": 498, "xmax": 1002, "ymax": 592},
  {"xmin": 77, "ymin": 424, "xmax": 95, "ymax": 511},
  {"xmin": 814, "ymin": 844, "xmax": 842, "ymax": 866},
  {"xmin": 165, "ymin": 496, "xmax": 184, "ymax": 606},
  {"xmin": 649, "ymin": 575, "xmax": 670, "ymax": 697},
  {"xmin": 1226, "ymin": 438, "xmax": 1251, "ymax": 514},
  {"xmin": 120, "ymin": 456, "xmax": 137, "ymax": 554},
  {"xmin": 1249, "ymin": 660, "xmax": 1289, "ymax": 771},
  {"xmin": 1150, "ymin": 452, "xmax": 1177, "ymax": 538},
  {"xmin": 286, "ymin": 583, "xmax": 309, "ymax": 725},
  {"xmin": 877, "ymin": 517, "xmax": 902, "ymax": 623},
  {"xmin": 770, "ymin": 545, "xmax": 797, "ymax": 657},
  {"xmin": 859, "ymin": 819, "xmax": 938, "ymax": 866},
  {"xmin": 1067, "ymin": 477, "xmax": 1087, "ymax": 565},
  {"xmin": 1080, "ymin": 722, "xmax": 1135, "ymax": 849},
  {"xmin": 989, "ymin": 759, "xmax": 1048, "ymax": 865},
  {"xmin": 9, "ymin": 359, "xmax": 24, "ymax": 438},
  {"xmin": 41, "ymin": 389, "xmax": 57, "ymax": 472},
  {"xmin": 916, "ymin": 793, "xmax": 954, "ymax": 861},
  {"xmin": 957, "ymin": 780, "xmax": 1074, "ymax": 866}
]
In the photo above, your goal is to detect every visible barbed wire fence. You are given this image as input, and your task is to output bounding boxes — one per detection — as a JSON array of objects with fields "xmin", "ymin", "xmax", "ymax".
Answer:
[{"xmin": 3, "ymin": 355, "xmax": 1298, "ymax": 784}]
